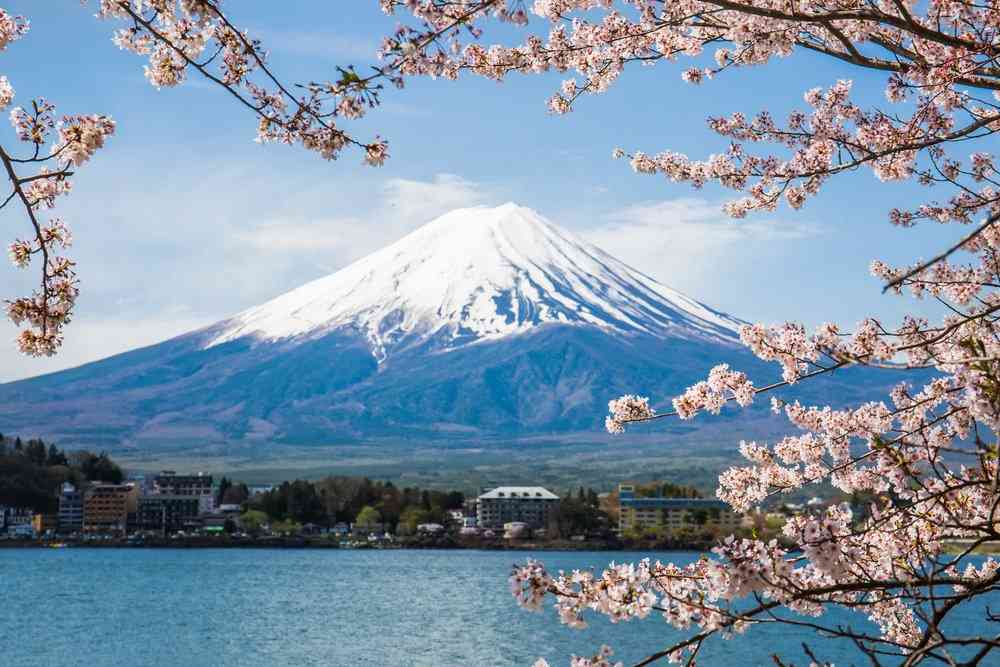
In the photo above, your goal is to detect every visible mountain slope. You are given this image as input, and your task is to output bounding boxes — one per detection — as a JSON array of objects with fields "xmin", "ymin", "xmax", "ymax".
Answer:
[
  {"xmin": 0, "ymin": 203, "xmax": 888, "ymax": 451},
  {"xmin": 206, "ymin": 203, "xmax": 743, "ymax": 357}
]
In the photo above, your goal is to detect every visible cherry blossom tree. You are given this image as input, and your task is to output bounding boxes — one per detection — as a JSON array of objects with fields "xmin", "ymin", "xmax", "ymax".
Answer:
[
  {"xmin": 7, "ymin": 1, "xmax": 1000, "ymax": 663},
  {"xmin": 359, "ymin": 0, "xmax": 1000, "ymax": 664}
]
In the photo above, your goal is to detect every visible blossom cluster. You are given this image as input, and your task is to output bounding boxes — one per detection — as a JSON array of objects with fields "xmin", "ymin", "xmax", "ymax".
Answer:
[
  {"xmin": 604, "ymin": 394, "xmax": 654, "ymax": 434},
  {"xmin": 671, "ymin": 363, "xmax": 755, "ymax": 419},
  {"xmin": 94, "ymin": 1, "xmax": 388, "ymax": 165},
  {"xmin": 533, "ymin": 645, "xmax": 622, "ymax": 667},
  {"xmin": 3, "ymin": 97, "xmax": 108, "ymax": 355},
  {"xmin": 379, "ymin": 1, "xmax": 1000, "ymax": 663},
  {"xmin": 0, "ymin": 10, "xmax": 107, "ymax": 356}
]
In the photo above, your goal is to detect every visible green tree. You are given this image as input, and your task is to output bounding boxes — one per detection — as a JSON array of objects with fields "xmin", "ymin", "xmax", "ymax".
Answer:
[
  {"xmin": 240, "ymin": 510, "xmax": 268, "ymax": 535},
  {"xmin": 73, "ymin": 451, "xmax": 124, "ymax": 483},
  {"xmin": 24, "ymin": 439, "xmax": 46, "ymax": 466},
  {"xmin": 398, "ymin": 507, "xmax": 431, "ymax": 535},
  {"xmin": 355, "ymin": 505, "xmax": 381, "ymax": 527}
]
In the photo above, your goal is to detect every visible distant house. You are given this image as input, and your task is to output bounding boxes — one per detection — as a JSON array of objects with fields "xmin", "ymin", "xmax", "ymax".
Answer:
[
  {"xmin": 617, "ymin": 484, "xmax": 741, "ymax": 535},
  {"xmin": 476, "ymin": 486, "xmax": 559, "ymax": 530},
  {"xmin": 353, "ymin": 522, "xmax": 385, "ymax": 536},
  {"xmin": 32, "ymin": 513, "xmax": 57, "ymax": 535},
  {"xmin": 332, "ymin": 522, "xmax": 351, "ymax": 537},
  {"xmin": 301, "ymin": 523, "xmax": 322, "ymax": 535},
  {"xmin": 416, "ymin": 523, "xmax": 445, "ymax": 534},
  {"xmin": 8, "ymin": 523, "xmax": 34, "ymax": 538},
  {"xmin": 503, "ymin": 521, "xmax": 530, "ymax": 539},
  {"xmin": 2, "ymin": 506, "xmax": 33, "ymax": 536}
]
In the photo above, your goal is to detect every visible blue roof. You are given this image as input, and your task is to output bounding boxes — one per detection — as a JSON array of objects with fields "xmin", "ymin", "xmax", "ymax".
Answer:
[{"xmin": 620, "ymin": 498, "xmax": 728, "ymax": 510}]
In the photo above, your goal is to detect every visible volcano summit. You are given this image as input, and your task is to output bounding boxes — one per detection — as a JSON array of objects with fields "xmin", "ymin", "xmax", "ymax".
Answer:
[{"xmin": 0, "ymin": 203, "xmax": 757, "ymax": 449}]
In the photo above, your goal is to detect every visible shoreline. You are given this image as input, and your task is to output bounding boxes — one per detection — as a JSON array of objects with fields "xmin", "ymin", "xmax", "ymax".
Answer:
[
  {"xmin": 6, "ymin": 538, "xmax": 998, "ymax": 555},
  {"xmin": 0, "ymin": 537, "xmax": 707, "ymax": 552}
]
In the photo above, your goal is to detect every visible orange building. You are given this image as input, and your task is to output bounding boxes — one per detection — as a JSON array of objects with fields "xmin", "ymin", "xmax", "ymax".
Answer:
[
  {"xmin": 31, "ymin": 513, "xmax": 58, "ymax": 535},
  {"xmin": 83, "ymin": 484, "xmax": 138, "ymax": 533}
]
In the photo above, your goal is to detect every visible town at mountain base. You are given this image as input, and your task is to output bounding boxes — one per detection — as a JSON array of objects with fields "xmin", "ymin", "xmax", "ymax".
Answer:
[{"xmin": 0, "ymin": 204, "xmax": 911, "ymax": 450}]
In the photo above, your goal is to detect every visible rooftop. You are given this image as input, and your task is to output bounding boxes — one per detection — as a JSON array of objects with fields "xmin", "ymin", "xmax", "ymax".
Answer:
[
  {"xmin": 478, "ymin": 486, "xmax": 559, "ymax": 500},
  {"xmin": 620, "ymin": 497, "xmax": 729, "ymax": 510}
]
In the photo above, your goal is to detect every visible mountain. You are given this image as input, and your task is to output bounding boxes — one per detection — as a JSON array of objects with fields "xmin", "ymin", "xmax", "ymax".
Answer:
[
  {"xmin": 205, "ymin": 202, "xmax": 743, "ymax": 356},
  {"xmin": 0, "ymin": 203, "xmax": 887, "ymax": 452}
]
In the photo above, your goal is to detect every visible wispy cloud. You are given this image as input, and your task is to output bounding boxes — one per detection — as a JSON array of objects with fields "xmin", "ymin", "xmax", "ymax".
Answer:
[
  {"xmin": 381, "ymin": 173, "xmax": 494, "ymax": 226},
  {"xmin": 0, "ymin": 312, "xmax": 214, "ymax": 384},
  {"xmin": 234, "ymin": 217, "xmax": 366, "ymax": 253},
  {"xmin": 233, "ymin": 173, "xmax": 495, "ymax": 265},
  {"xmin": 1, "ymin": 170, "xmax": 499, "ymax": 383},
  {"xmin": 582, "ymin": 197, "xmax": 824, "ymax": 297}
]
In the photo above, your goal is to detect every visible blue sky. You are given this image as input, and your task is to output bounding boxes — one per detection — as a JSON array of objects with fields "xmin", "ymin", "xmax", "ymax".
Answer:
[{"xmin": 0, "ymin": 2, "xmax": 957, "ymax": 381}]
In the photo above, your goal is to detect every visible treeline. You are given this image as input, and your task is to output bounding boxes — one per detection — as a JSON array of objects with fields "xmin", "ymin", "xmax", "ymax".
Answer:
[
  {"xmin": 240, "ymin": 477, "xmax": 615, "ymax": 539},
  {"xmin": 546, "ymin": 486, "xmax": 611, "ymax": 539},
  {"xmin": 0, "ymin": 434, "xmax": 125, "ymax": 512},
  {"xmin": 215, "ymin": 477, "xmax": 250, "ymax": 506},
  {"xmin": 245, "ymin": 477, "xmax": 466, "ymax": 534}
]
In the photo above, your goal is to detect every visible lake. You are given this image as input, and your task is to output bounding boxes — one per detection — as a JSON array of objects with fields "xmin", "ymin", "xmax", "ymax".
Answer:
[{"xmin": 1, "ymin": 548, "xmax": 989, "ymax": 666}]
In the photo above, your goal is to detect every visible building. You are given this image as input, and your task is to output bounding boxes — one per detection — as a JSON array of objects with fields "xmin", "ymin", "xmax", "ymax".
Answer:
[
  {"xmin": 32, "ymin": 513, "xmax": 57, "ymax": 535},
  {"xmin": 83, "ymin": 483, "xmax": 139, "ymax": 533},
  {"xmin": 476, "ymin": 487, "xmax": 559, "ymax": 530},
  {"xmin": 503, "ymin": 521, "xmax": 530, "ymax": 539},
  {"xmin": 58, "ymin": 482, "xmax": 84, "ymax": 532},
  {"xmin": 127, "ymin": 473, "xmax": 153, "ymax": 495},
  {"xmin": 617, "ymin": 484, "xmax": 741, "ymax": 535},
  {"xmin": 417, "ymin": 523, "xmax": 445, "ymax": 534},
  {"xmin": 1, "ymin": 506, "xmax": 33, "ymax": 535},
  {"xmin": 152, "ymin": 471, "xmax": 215, "ymax": 514},
  {"xmin": 137, "ymin": 495, "xmax": 201, "ymax": 534}
]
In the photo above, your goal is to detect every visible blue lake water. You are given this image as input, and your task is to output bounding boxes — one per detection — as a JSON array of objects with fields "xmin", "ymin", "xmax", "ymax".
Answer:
[{"xmin": 2, "ymin": 548, "xmax": 992, "ymax": 666}]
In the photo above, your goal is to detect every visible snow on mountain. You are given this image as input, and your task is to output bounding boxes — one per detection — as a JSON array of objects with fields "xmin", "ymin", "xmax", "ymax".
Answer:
[
  {"xmin": 206, "ymin": 202, "xmax": 742, "ymax": 360},
  {"xmin": 0, "ymin": 202, "xmax": 783, "ymax": 448}
]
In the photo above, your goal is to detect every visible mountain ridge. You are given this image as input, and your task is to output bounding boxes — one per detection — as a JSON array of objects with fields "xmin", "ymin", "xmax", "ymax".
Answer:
[
  {"xmin": 0, "ymin": 203, "xmax": 878, "ymax": 452},
  {"xmin": 202, "ymin": 202, "xmax": 744, "ymax": 359}
]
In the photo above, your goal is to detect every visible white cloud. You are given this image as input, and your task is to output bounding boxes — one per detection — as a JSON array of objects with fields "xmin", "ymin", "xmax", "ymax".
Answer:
[
  {"xmin": 233, "ymin": 173, "xmax": 494, "ymax": 265},
  {"xmin": 381, "ymin": 173, "xmax": 493, "ymax": 225},
  {"xmin": 1, "ymin": 171, "xmax": 497, "ymax": 383},
  {"xmin": 234, "ymin": 216, "xmax": 366, "ymax": 252},
  {"xmin": 583, "ymin": 197, "xmax": 823, "ymax": 301},
  {"xmin": 0, "ymin": 313, "xmax": 214, "ymax": 383}
]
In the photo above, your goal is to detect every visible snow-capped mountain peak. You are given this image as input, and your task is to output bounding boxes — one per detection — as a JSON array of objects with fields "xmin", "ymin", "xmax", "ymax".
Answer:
[{"xmin": 205, "ymin": 203, "xmax": 742, "ymax": 360}]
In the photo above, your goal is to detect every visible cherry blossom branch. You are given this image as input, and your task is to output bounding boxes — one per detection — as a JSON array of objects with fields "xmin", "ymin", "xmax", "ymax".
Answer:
[{"xmin": 883, "ymin": 212, "xmax": 1000, "ymax": 293}]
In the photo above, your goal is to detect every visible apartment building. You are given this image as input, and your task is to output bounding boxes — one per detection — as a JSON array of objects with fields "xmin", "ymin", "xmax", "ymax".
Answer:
[
  {"xmin": 83, "ymin": 483, "xmax": 139, "ymax": 533},
  {"xmin": 476, "ymin": 487, "xmax": 559, "ymax": 530},
  {"xmin": 618, "ymin": 484, "xmax": 741, "ymax": 535},
  {"xmin": 137, "ymin": 495, "xmax": 201, "ymax": 533},
  {"xmin": 152, "ymin": 471, "xmax": 215, "ymax": 514},
  {"xmin": 58, "ymin": 482, "xmax": 84, "ymax": 532}
]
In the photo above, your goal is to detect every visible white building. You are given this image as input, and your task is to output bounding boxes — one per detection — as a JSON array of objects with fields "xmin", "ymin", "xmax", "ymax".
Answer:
[
  {"xmin": 152, "ymin": 471, "xmax": 215, "ymax": 515},
  {"xmin": 417, "ymin": 523, "xmax": 445, "ymax": 533},
  {"xmin": 476, "ymin": 487, "xmax": 559, "ymax": 530}
]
